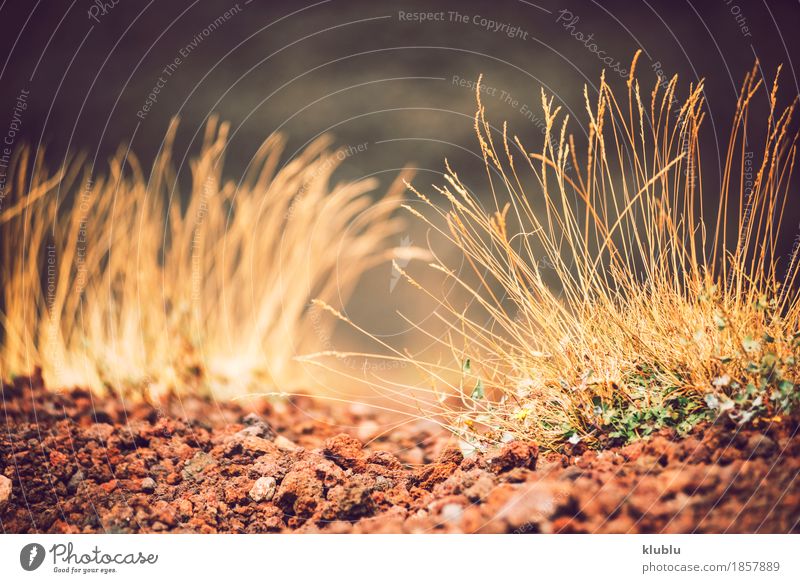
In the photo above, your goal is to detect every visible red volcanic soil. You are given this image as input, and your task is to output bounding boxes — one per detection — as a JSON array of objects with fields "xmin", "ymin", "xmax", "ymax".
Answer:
[{"xmin": 1, "ymin": 373, "xmax": 799, "ymax": 533}]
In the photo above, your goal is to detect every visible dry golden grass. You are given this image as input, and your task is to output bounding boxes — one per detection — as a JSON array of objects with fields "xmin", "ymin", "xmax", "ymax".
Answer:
[
  {"xmin": 0, "ymin": 118, "xmax": 409, "ymax": 399},
  {"xmin": 311, "ymin": 54, "xmax": 800, "ymax": 450}
]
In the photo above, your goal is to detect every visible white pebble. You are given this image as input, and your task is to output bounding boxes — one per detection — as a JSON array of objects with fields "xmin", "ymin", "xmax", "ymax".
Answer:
[{"xmin": 249, "ymin": 476, "xmax": 277, "ymax": 502}]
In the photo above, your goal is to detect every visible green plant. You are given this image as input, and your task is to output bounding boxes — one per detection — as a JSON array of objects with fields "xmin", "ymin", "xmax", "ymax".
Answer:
[{"xmin": 311, "ymin": 53, "xmax": 800, "ymax": 450}]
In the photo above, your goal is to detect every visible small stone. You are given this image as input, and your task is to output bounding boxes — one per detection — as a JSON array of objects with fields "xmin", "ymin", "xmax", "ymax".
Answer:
[
  {"xmin": 100, "ymin": 479, "xmax": 118, "ymax": 494},
  {"xmin": 499, "ymin": 481, "xmax": 569, "ymax": 531},
  {"xmin": 274, "ymin": 435, "xmax": 300, "ymax": 452},
  {"xmin": 441, "ymin": 503, "xmax": 463, "ymax": 525},
  {"xmin": 67, "ymin": 470, "xmax": 85, "ymax": 494},
  {"xmin": 242, "ymin": 412, "xmax": 265, "ymax": 426},
  {"xmin": 349, "ymin": 402, "xmax": 371, "ymax": 416},
  {"xmin": 177, "ymin": 499, "xmax": 193, "ymax": 516},
  {"xmin": 240, "ymin": 435, "xmax": 274, "ymax": 454},
  {"xmin": 374, "ymin": 475, "xmax": 392, "ymax": 491},
  {"xmin": 747, "ymin": 433, "xmax": 777, "ymax": 458},
  {"xmin": 85, "ymin": 423, "xmax": 115, "ymax": 442},
  {"xmin": 324, "ymin": 434, "xmax": 366, "ymax": 470},
  {"xmin": 404, "ymin": 447, "xmax": 425, "ymax": 465},
  {"xmin": 140, "ymin": 477, "xmax": 157, "ymax": 493},
  {"xmin": 275, "ymin": 466, "xmax": 324, "ymax": 517},
  {"xmin": 249, "ymin": 476, "xmax": 277, "ymax": 502},
  {"xmin": 0, "ymin": 475, "xmax": 12, "ymax": 511},
  {"xmin": 251, "ymin": 455, "xmax": 286, "ymax": 481},
  {"xmin": 357, "ymin": 420, "xmax": 380, "ymax": 443},
  {"xmin": 238, "ymin": 413, "xmax": 276, "ymax": 440},
  {"xmin": 464, "ymin": 473, "xmax": 495, "ymax": 502},
  {"xmin": 182, "ymin": 451, "xmax": 216, "ymax": 480},
  {"xmin": 166, "ymin": 472, "xmax": 182, "ymax": 485},
  {"xmin": 324, "ymin": 474, "xmax": 374, "ymax": 520},
  {"xmin": 367, "ymin": 450, "xmax": 402, "ymax": 469},
  {"xmin": 486, "ymin": 441, "xmax": 539, "ymax": 473}
]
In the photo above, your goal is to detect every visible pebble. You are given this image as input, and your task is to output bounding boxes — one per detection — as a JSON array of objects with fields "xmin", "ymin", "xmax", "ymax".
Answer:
[
  {"xmin": 348, "ymin": 402, "xmax": 371, "ymax": 416},
  {"xmin": 486, "ymin": 441, "xmax": 539, "ymax": 473},
  {"xmin": 357, "ymin": 420, "xmax": 380, "ymax": 443},
  {"xmin": 274, "ymin": 435, "xmax": 300, "ymax": 452},
  {"xmin": 498, "ymin": 481, "xmax": 567, "ymax": 530},
  {"xmin": 67, "ymin": 470, "xmax": 85, "ymax": 494},
  {"xmin": 249, "ymin": 476, "xmax": 277, "ymax": 502},
  {"xmin": 140, "ymin": 477, "xmax": 157, "ymax": 493},
  {"xmin": 747, "ymin": 433, "xmax": 777, "ymax": 458},
  {"xmin": 100, "ymin": 479, "xmax": 118, "ymax": 494},
  {"xmin": 240, "ymin": 435, "xmax": 273, "ymax": 454},
  {"xmin": 441, "ymin": 503, "xmax": 463, "ymax": 525},
  {"xmin": 324, "ymin": 434, "xmax": 366, "ymax": 469},
  {"xmin": 178, "ymin": 499, "xmax": 193, "ymax": 516},
  {"xmin": 84, "ymin": 423, "xmax": 115, "ymax": 442},
  {"xmin": 464, "ymin": 473, "xmax": 495, "ymax": 502},
  {"xmin": 238, "ymin": 413, "xmax": 276, "ymax": 440},
  {"xmin": 182, "ymin": 452, "xmax": 216, "ymax": 480},
  {"xmin": 0, "ymin": 475, "xmax": 12, "ymax": 511},
  {"xmin": 404, "ymin": 447, "xmax": 425, "ymax": 466}
]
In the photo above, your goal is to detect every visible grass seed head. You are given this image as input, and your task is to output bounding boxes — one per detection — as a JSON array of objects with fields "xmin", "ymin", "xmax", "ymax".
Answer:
[
  {"xmin": 316, "ymin": 55, "xmax": 800, "ymax": 450},
  {"xmin": 0, "ymin": 118, "xmax": 408, "ymax": 398}
]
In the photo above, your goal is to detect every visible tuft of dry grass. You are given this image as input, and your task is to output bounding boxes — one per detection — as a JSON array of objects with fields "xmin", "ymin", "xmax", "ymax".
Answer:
[
  {"xmin": 311, "ymin": 54, "xmax": 800, "ymax": 450},
  {"xmin": 1, "ymin": 118, "xmax": 409, "ymax": 398}
]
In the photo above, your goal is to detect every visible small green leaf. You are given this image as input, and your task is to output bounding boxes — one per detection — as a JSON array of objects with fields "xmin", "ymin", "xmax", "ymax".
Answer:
[
  {"xmin": 719, "ymin": 399, "xmax": 735, "ymax": 412},
  {"xmin": 471, "ymin": 379, "xmax": 484, "ymax": 400},
  {"xmin": 462, "ymin": 358, "xmax": 471, "ymax": 373},
  {"xmin": 738, "ymin": 409, "xmax": 756, "ymax": 425},
  {"xmin": 742, "ymin": 336, "xmax": 761, "ymax": 354},
  {"xmin": 705, "ymin": 393, "xmax": 720, "ymax": 409}
]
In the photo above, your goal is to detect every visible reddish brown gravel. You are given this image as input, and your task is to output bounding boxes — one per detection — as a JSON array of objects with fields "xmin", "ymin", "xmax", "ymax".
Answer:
[{"xmin": 1, "ymin": 372, "xmax": 799, "ymax": 533}]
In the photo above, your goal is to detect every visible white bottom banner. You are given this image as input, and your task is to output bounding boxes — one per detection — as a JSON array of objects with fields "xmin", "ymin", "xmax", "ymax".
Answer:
[{"xmin": 0, "ymin": 534, "xmax": 797, "ymax": 582}]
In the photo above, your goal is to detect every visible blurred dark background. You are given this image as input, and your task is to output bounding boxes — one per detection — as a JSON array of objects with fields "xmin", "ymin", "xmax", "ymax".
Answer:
[
  {"xmin": 2, "ymin": 0, "xmax": 797, "ymax": 177},
  {"xmin": 1, "ymin": 0, "xmax": 798, "ymax": 370}
]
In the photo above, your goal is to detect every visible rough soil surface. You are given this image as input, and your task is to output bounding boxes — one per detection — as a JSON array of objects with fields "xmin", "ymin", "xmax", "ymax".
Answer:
[{"xmin": 2, "ymin": 373, "xmax": 798, "ymax": 533}]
